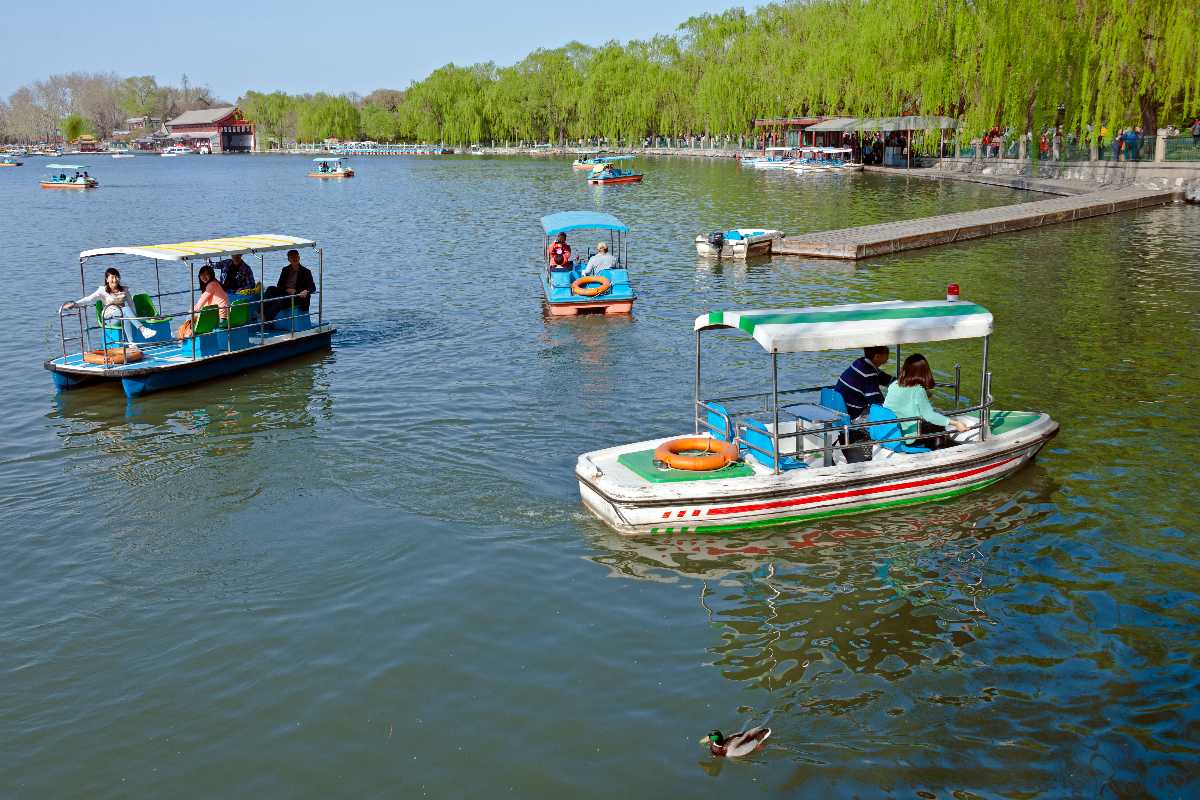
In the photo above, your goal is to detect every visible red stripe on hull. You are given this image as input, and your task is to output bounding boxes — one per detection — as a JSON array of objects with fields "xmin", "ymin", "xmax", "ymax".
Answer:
[{"xmin": 706, "ymin": 455, "xmax": 1020, "ymax": 516}]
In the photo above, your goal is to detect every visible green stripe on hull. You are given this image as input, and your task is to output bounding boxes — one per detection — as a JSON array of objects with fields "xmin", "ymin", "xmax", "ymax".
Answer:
[
  {"xmin": 646, "ymin": 476, "xmax": 1001, "ymax": 535},
  {"xmin": 734, "ymin": 303, "xmax": 986, "ymax": 334}
]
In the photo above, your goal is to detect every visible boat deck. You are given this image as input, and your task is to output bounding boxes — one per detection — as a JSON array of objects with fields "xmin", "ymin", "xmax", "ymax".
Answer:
[
  {"xmin": 51, "ymin": 327, "xmax": 325, "ymax": 375},
  {"xmin": 773, "ymin": 186, "xmax": 1178, "ymax": 259}
]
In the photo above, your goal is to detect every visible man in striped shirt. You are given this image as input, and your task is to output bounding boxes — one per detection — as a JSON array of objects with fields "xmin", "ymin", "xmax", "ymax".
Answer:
[{"xmin": 835, "ymin": 345, "xmax": 893, "ymax": 462}]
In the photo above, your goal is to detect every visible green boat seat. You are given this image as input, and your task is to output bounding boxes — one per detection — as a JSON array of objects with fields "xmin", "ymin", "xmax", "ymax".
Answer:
[
  {"xmin": 192, "ymin": 305, "xmax": 219, "ymax": 336},
  {"xmin": 132, "ymin": 293, "xmax": 170, "ymax": 323},
  {"xmin": 94, "ymin": 300, "xmax": 120, "ymax": 329},
  {"xmin": 218, "ymin": 300, "xmax": 250, "ymax": 329}
]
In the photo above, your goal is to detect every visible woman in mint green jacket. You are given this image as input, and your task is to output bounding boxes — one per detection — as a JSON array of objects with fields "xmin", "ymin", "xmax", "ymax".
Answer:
[{"xmin": 883, "ymin": 354, "xmax": 969, "ymax": 449}]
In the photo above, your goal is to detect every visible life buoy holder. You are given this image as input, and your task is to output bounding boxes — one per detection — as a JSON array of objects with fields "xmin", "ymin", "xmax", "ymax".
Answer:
[
  {"xmin": 83, "ymin": 348, "xmax": 143, "ymax": 365},
  {"xmin": 653, "ymin": 437, "xmax": 739, "ymax": 472},
  {"xmin": 571, "ymin": 275, "xmax": 611, "ymax": 297}
]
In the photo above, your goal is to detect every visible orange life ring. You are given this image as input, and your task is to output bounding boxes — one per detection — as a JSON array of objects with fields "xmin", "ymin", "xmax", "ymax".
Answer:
[
  {"xmin": 653, "ymin": 437, "xmax": 739, "ymax": 471},
  {"xmin": 571, "ymin": 275, "xmax": 611, "ymax": 297},
  {"xmin": 83, "ymin": 348, "xmax": 143, "ymax": 365}
]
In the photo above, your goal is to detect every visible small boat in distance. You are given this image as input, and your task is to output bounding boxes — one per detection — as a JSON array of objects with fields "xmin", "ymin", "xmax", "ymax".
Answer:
[
  {"xmin": 540, "ymin": 211, "xmax": 637, "ymax": 317},
  {"xmin": 789, "ymin": 146, "xmax": 863, "ymax": 173},
  {"xmin": 161, "ymin": 145, "xmax": 191, "ymax": 157},
  {"xmin": 572, "ymin": 152, "xmax": 611, "ymax": 170},
  {"xmin": 576, "ymin": 296, "xmax": 1059, "ymax": 534},
  {"xmin": 750, "ymin": 146, "xmax": 798, "ymax": 169},
  {"xmin": 41, "ymin": 164, "xmax": 98, "ymax": 189},
  {"xmin": 46, "ymin": 233, "xmax": 335, "ymax": 398},
  {"xmin": 695, "ymin": 229, "xmax": 783, "ymax": 259},
  {"xmin": 587, "ymin": 155, "xmax": 643, "ymax": 185},
  {"xmin": 308, "ymin": 157, "xmax": 355, "ymax": 178},
  {"xmin": 0, "ymin": 155, "xmax": 22, "ymax": 167}
]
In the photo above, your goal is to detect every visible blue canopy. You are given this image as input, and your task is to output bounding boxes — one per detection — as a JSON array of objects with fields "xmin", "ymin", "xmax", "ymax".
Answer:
[
  {"xmin": 541, "ymin": 211, "xmax": 629, "ymax": 235},
  {"xmin": 313, "ymin": 157, "xmax": 343, "ymax": 163}
]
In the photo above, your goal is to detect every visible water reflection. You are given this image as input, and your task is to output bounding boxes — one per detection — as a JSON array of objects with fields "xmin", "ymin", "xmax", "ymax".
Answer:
[{"xmin": 585, "ymin": 471, "xmax": 1058, "ymax": 692}]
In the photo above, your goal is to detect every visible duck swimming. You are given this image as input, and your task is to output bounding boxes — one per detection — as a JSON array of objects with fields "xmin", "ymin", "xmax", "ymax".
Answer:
[{"xmin": 701, "ymin": 727, "xmax": 771, "ymax": 757}]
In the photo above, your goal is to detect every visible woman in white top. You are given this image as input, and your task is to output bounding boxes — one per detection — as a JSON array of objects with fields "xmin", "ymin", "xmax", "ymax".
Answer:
[{"xmin": 63, "ymin": 267, "xmax": 155, "ymax": 341}]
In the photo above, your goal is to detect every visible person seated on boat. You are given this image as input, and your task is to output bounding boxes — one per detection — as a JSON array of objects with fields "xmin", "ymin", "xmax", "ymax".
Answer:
[
  {"xmin": 58, "ymin": 173, "xmax": 66, "ymax": 182},
  {"xmin": 582, "ymin": 241, "xmax": 616, "ymax": 276},
  {"xmin": 63, "ymin": 267, "xmax": 156, "ymax": 341},
  {"xmin": 546, "ymin": 233, "xmax": 572, "ymax": 271},
  {"xmin": 178, "ymin": 265, "xmax": 231, "ymax": 338},
  {"xmin": 834, "ymin": 345, "xmax": 894, "ymax": 463},
  {"xmin": 262, "ymin": 249, "xmax": 317, "ymax": 320},
  {"xmin": 884, "ymin": 353, "xmax": 970, "ymax": 449},
  {"xmin": 218, "ymin": 253, "xmax": 256, "ymax": 293}
]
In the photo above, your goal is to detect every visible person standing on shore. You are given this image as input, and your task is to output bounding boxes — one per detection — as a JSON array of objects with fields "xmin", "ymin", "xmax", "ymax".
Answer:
[
  {"xmin": 1192, "ymin": 119, "xmax": 1200, "ymax": 148},
  {"xmin": 1052, "ymin": 128, "xmax": 1062, "ymax": 161},
  {"xmin": 1111, "ymin": 131, "xmax": 1122, "ymax": 161}
]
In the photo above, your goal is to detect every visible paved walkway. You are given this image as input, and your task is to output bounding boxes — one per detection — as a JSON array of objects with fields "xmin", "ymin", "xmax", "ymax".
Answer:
[{"xmin": 774, "ymin": 186, "xmax": 1180, "ymax": 260}]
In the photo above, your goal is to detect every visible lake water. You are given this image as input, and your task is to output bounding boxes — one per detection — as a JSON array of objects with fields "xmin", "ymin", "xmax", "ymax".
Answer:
[{"xmin": 2, "ymin": 154, "xmax": 1197, "ymax": 798}]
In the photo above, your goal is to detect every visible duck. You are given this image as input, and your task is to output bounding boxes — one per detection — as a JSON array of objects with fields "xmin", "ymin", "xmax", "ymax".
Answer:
[{"xmin": 700, "ymin": 726, "xmax": 771, "ymax": 757}]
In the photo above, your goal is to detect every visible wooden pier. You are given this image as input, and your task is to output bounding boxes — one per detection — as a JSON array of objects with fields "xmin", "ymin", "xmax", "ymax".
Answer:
[{"xmin": 773, "ymin": 186, "xmax": 1180, "ymax": 260}]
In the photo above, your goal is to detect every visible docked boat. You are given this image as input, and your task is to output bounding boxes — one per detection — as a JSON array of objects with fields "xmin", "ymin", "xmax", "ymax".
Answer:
[
  {"xmin": 540, "ymin": 211, "xmax": 637, "ymax": 317},
  {"xmin": 788, "ymin": 146, "xmax": 863, "ymax": 173},
  {"xmin": 576, "ymin": 297, "xmax": 1059, "ymax": 534},
  {"xmin": 695, "ymin": 228, "xmax": 783, "ymax": 259},
  {"xmin": 45, "ymin": 233, "xmax": 335, "ymax": 398},
  {"xmin": 111, "ymin": 152, "xmax": 135, "ymax": 159},
  {"xmin": 41, "ymin": 164, "xmax": 98, "ymax": 189},
  {"xmin": 750, "ymin": 147, "xmax": 798, "ymax": 169},
  {"xmin": 308, "ymin": 157, "xmax": 354, "ymax": 178},
  {"xmin": 587, "ymin": 155, "xmax": 643, "ymax": 185},
  {"xmin": 161, "ymin": 145, "xmax": 191, "ymax": 157}
]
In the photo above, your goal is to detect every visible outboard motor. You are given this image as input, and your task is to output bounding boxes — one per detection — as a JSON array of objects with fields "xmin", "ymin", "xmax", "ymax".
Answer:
[{"xmin": 707, "ymin": 231, "xmax": 726, "ymax": 250}]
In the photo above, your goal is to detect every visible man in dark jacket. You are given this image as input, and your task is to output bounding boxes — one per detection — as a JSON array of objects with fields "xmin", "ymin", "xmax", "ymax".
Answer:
[
  {"xmin": 263, "ymin": 249, "xmax": 317, "ymax": 320},
  {"xmin": 834, "ymin": 345, "xmax": 894, "ymax": 463}
]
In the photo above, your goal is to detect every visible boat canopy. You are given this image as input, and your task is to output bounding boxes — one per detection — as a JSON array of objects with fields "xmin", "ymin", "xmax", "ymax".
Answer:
[
  {"xmin": 46, "ymin": 163, "xmax": 86, "ymax": 169},
  {"xmin": 312, "ymin": 157, "xmax": 343, "ymax": 163},
  {"xmin": 541, "ymin": 211, "xmax": 629, "ymax": 235},
  {"xmin": 695, "ymin": 300, "xmax": 993, "ymax": 353},
  {"xmin": 80, "ymin": 234, "xmax": 316, "ymax": 262}
]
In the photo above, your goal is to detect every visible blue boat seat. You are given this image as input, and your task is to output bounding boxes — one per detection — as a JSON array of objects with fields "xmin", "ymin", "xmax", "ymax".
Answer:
[
  {"xmin": 606, "ymin": 268, "xmax": 630, "ymax": 287},
  {"xmin": 866, "ymin": 405, "xmax": 930, "ymax": 455},
  {"xmin": 820, "ymin": 387, "xmax": 849, "ymax": 418},
  {"xmin": 742, "ymin": 418, "xmax": 807, "ymax": 470},
  {"xmin": 703, "ymin": 401, "xmax": 733, "ymax": 442},
  {"xmin": 549, "ymin": 270, "xmax": 574, "ymax": 288}
]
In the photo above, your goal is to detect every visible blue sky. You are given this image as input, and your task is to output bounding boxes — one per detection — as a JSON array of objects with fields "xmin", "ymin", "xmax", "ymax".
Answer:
[{"xmin": 0, "ymin": 0, "xmax": 752, "ymax": 101}]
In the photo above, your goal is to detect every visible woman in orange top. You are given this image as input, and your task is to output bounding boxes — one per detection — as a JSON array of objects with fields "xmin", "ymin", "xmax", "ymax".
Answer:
[{"xmin": 178, "ymin": 265, "xmax": 230, "ymax": 338}]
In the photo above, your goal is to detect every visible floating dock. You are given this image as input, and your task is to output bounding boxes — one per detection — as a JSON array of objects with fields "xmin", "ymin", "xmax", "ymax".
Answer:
[{"xmin": 774, "ymin": 186, "xmax": 1180, "ymax": 260}]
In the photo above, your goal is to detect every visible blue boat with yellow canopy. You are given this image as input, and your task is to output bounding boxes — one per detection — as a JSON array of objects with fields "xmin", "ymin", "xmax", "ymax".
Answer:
[
  {"xmin": 46, "ymin": 233, "xmax": 335, "ymax": 398},
  {"xmin": 540, "ymin": 211, "xmax": 637, "ymax": 316}
]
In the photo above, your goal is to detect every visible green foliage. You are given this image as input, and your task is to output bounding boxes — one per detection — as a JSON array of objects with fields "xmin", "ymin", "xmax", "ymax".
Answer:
[
  {"xmin": 60, "ymin": 112, "xmax": 93, "ymax": 142},
  {"xmin": 234, "ymin": 0, "xmax": 1200, "ymax": 146}
]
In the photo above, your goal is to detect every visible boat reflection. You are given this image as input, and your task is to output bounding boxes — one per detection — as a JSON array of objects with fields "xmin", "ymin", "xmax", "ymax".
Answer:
[
  {"xmin": 583, "ymin": 468, "xmax": 1057, "ymax": 694},
  {"xmin": 47, "ymin": 351, "xmax": 333, "ymax": 492}
]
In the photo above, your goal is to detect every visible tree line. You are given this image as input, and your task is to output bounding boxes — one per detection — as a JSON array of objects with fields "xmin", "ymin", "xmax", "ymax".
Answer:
[
  {"xmin": 0, "ymin": 73, "xmax": 222, "ymax": 142},
  {"xmin": 5, "ymin": 1, "xmax": 1196, "ymax": 147}
]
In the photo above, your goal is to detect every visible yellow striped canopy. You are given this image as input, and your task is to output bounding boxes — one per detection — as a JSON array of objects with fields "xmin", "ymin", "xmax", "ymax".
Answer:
[{"xmin": 80, "ymin": 234, "xmax": 315, "ymax": 262}]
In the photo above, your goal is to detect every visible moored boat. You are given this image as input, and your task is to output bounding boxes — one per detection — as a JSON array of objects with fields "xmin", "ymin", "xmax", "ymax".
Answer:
[
  {"xmin": 751, "ymin": 147, "xmax": 797, "ymax": 169},
  {"xmin": 308, "ymin": 156, "xmax": 354, "ymax": 178},
  {"xmin": 41, "ymin": 163, "xmax": 97, "ymax": 189},
  {"xmin": 161, "ymin": 145, "xmax": 191, "ymax": 157},
  {"xmin": 695, "ymin": 228, "xmax": 783, "ymax": 258},
  {"xmin": 576, "ymin": 297, "xmax": 1058, "ymax": 534},
  {"xmin": 540, "ymin": 211, "xmax": 637, "ymax": 317},
  {"xmin": 587, "ymin": 155, "xmax": 643, "ymax": 185},
  {"xmin": 788, "ymin": 146, "xmax": 863, "ymax": 173},
  {"xmin": 46, "ymin": 233, "xmax": 335, "ymax": 398}
]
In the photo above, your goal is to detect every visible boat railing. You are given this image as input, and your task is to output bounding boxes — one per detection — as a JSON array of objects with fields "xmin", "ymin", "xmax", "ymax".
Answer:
[
  {"xmin": 696, "ymin": 372, "xmax": 991, "ymax": 472},
  {"xmin": 56, "ymin": 288, "xmax": 322, "ymax": 368}
]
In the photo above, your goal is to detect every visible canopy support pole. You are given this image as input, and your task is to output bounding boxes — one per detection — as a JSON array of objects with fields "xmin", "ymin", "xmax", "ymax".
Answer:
[
  {"xmin": 189, "ymin": 261, "xmax": 196, "ymax": 361},
  {"xmin": 318, "ymin": 247, "xmax": 324, "ymax": 327},
  {"xmin": 694, "ymin": 331, "xmax": 701, "ymax": 435},
  {"xmin": 78, "ymin": 257, "xmax": 88, "ymax": 351},
  {"xmin": 771, "ymin": 352, "xmax": 780, "ymax": 475},
  {"xmin": 154, "ymin": 259, "xmax": 162, "ymax": 315},
  {"xmin": 258, "ymin": 255, "xmax": 265, "ymax": 335},
  {"xmin": 979, "ymin": 335, "xmax": 990, "ymax": 441},
  {"xmin": 895, "ymin": 344, "xmax": 901, "ymax": 376}
]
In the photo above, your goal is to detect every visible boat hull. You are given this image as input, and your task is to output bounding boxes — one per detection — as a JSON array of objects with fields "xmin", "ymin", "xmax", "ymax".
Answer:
[
  {"xmin": 576, "ymin": 414, "xmax": 1058, "ymax": 534},
  {"xmin": 308, "ymin": 171, "xmax": 354, "ymax": 178},
  {"xmin": 41, "ymin": 181, "xmax": 96, "ymax": 189},
  {"xmin": 46, "ymin": 326, "xmax": 334, "ymax": 398},
  {"xmin": 546, "ymin": 299, "xmax": 635, "ymax": 316},
  {"xmin": 588, "ymin": 174, "xmax": 643, "ymax": 185},
  {"xmin": 695, "ymin": 230, "xmax": 782, "ymax": 259}
]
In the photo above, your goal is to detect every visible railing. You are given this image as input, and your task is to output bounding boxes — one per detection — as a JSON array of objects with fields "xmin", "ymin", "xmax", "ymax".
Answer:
[
  {"xmin": 694, "ymin": 370, "xmax": 985, "ymax": 473},
  {"xmin": 56, "ymin": 289, "xmax": 321, "ymax": 369}
]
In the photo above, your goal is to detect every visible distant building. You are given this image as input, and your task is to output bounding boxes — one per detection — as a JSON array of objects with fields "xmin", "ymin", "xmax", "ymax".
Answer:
[
  {"xmin": 125, "ymin": 116, "xmax": 163, "ymax": 131},
  {"xmin": 166, "ymin": 107, "xmax": 255, "ymax": 153},
  {"xmin": 77, "ymin": 134, "xmax": 100, "ymax": 152}
]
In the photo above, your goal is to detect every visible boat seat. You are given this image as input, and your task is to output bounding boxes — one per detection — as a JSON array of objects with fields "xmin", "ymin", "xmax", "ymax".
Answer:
[
  {"xmin": 181, "ymin": 305, "xmax": 221, "ymax": 357},
  {"xmin": 703, "ymin": 401, "xmax": 733, "ymax": 442},
  {"xmin": 741, "ymin": 418, "xmax": 807, "ymax": 471},
  {"xmin": 216, "ymin": 300, "xmax": 252, "ymax": 350},
  {"xmin": 131, "ymin": 293, "xmax": 172, "ymax": 342},
  {"xmin": 866, "ymin": 405, "xmax": 930, "ymax": 456},
  {"xmin": 820, "ymin": 387, "xmax": 850, "ymax": 419}
]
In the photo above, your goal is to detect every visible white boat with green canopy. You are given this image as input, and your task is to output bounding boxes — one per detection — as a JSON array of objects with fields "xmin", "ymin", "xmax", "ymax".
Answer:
[{"xmin": 576, "ymin": 296, "xmax": 1059, "ymax": 534}]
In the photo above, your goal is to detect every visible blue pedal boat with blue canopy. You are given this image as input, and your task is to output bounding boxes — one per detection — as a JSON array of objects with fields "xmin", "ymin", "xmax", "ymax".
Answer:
[
  {"xmin": 586, "ymin": 155, "xmax": 643, "ymax": 185},
  {"xmin": 540, "ymin": 211, "xmax": 637, "ymax": 316},
  {"xmin": 45, "ymin": 233, "xmax": 335, "ymax": 398}
]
